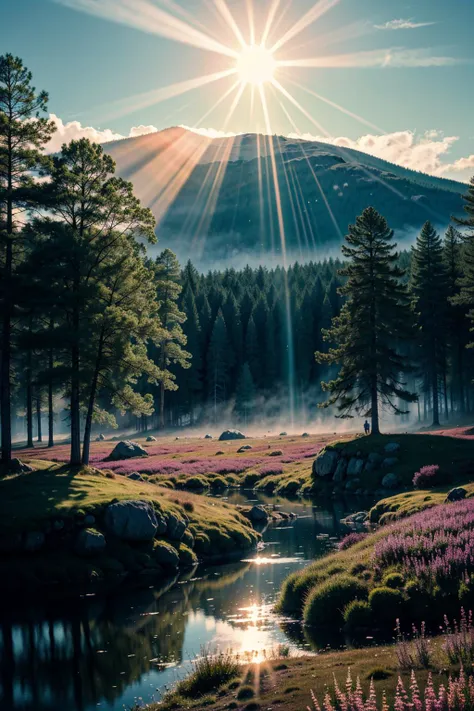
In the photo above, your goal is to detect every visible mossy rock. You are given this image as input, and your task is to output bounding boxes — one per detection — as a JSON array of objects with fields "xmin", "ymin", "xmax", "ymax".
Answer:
[
  {"xmin": 153, "ymin": 540, "xmax": 179, "ymax": 568},
  {"xmin": 173, "ymin": 542, "xmax": 198, "ymax": 567}
]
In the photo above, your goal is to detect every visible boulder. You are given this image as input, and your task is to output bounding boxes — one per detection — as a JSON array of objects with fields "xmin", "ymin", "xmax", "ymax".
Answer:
[
  {"xmin": 153, "ymin": 541, "xmax": 180, "ymax": 568},
  {"xmin": 23, "ymin": 531, "xmax": 45, "ymax": 552},
  {"xmin": 204, "ymin": 434, "xmax": 213, "ymax": 439},
  {"xmin": 75, "ymin": 529, "xmax": 106, "ymax": 556},
  {"xmin": 108, "ymin": 440, "xmax": 148, "ymax": 461},
  {"xmin": 269, "ymin": 450, "xmax": 283, "ymax": 457},
  {"xmin": 367, "ymin": 452, "xmax": 383, "ymax": 467},
  {"xmin": 99, "ymin": 433, "xmax": 106, "ymax": 441},
  {"xmin": 84, "ymin": 514, "xmax": 96, "ymax": 527},
  {"xmin": 219, "ymin": 429, "xmax": 246, "ymax": 441},
  {"xmin": 280, "ymin": 432, "xmax": 287, "ymax": 436},
  {"xmin": 302, "ymin": 432, "xmax": 310, "ymax": 438},
  {"xmin": 146, "ymin": 436, "xmax": 157, "ymax": 442},
  {"xmin": 347, "ymin": 458, "xmax": 364, "ymax": 477},
  {"xmin": 166, "ymin": 513, "xmax": 187, "ymax": 541},
  {"xmin": 9, "ymin": 458, "xmax": 34, "ymax": 474},
  {"xmin": 238, "ymin": 445, "xmax": 253, "ymax": 452},
  {"xmin": 312, "ymin": 449, "xmax": 339, "ymax": 478},
  {"xmin": 127, "ymin": 472, "xmax": 145, "ymax": 482},
  {"xmin": 215, "ymin": 450, "xmax": 225, "ymax": 455},
  {"xmin": 384, "ymin": 442, "xmax": 400, "ymax": 454},
  {"xmin": 105, "ymin": 500, "xmax": 158, "ymax": 541},
  {"xmin": 249, "ymin": 505, "xmax": 269, "ymax": 523},
  {"xmin": 382, "ymin": 457, "xmax": 399, "ymax": 469},
  {"xmin": 381, "ymin": 473, "xmax": 400, "ymax": 489},
  {"xmin": 333, "ymin": 458, "xmax": 347, "ymax": 483},
  {"xmin": 345, "ymin": 478, "xmax": 361, "ymax": 492},
  {"xmin": 446, "ymin": 487, "xmax": 467, "ymax": 502}
]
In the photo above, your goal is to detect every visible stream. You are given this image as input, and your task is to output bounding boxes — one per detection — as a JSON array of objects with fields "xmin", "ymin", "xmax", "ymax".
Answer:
[{"xmin": 0, "ymin": 492, "xmax": 373, "ymax": 711}]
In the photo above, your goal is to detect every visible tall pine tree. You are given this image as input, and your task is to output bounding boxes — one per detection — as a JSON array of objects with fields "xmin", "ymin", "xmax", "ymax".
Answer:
[{"xmin": 316, "ymin": 207, "xmax": 416, "ymax": 434}]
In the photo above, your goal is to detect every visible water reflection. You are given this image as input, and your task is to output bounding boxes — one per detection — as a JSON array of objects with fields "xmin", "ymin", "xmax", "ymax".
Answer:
[{"xmin": 0, "ymin": 493, "xmax": 372, "ymax": 711}]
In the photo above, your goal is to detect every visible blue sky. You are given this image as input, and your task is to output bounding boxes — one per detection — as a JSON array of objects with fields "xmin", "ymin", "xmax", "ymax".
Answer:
[{"xmin": 2, "ymin": 0, "xmax": 474, "ymax": 179}]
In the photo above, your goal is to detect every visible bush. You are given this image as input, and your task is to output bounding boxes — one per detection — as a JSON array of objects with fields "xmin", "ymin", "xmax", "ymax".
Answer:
[
  {"xmin": 176, "ymin": 649, "xmax": 240, "ymax": 697},
  {"xmin": 303, "ymin": 575, "xmax": 368, "ymax": 627},
  {"xmin": 339, "ymin": 532, "xmax": 368, "ymax": 550},
  {"xmin": 369, "ymin": 587, "xmax": 404, "ymax": 624},
  {"xmin": 183, "ymin": 476, "xmax": 208, "ymax": 490},
  {"xmin": 237, "ymin": 686, "xmax": 255, "ymax": 700},
  {"xmin": 182, "ymin": 500, "xmax": 194, "ymax": 513},
  {"xmin": 343, "ymin": 600, "xmax": 372, "ymax": 632},
  {"xmin": 383, "ymin": 572, "xmax": 405, "ymax": 589},
  {"xmin": 242, "ymin": 472, "xmax": 259, "ymax": 487},
  {"xmin": 209, "ymin": 476, "xmax": 228, "ymax": 490},
  {"xmin": 413, "ymin": 464, "xmax": 440, "ymax": 489}
]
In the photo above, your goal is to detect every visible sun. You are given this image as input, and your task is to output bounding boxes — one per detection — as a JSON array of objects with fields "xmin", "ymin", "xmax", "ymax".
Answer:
[{"xmin": 236, "ymin": 44, "xmax": 276, "ymax": 86}]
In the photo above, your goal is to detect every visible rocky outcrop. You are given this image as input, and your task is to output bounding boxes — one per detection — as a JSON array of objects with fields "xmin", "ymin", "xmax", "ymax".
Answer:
[
  {"xmin": 108, "ymin": 440, "xmax": 148, "ymax": 461},
  {"xmin": 312, "ymin": 443, "xmax": 403, "ymax": 492},
  {"xmin": 219, "ymin": 429, "xmax": 246, "ymax": 441},
  {"xmin": 446, "ymin": 487, "xmax": 467, "ymax": 502},
  {"xmin": 104, "ymin": 500, "xmax": 160, "ymax": 541},
  {"xmin": 75, "ymin": 528, "xmax": 106, "ymax": 556}
]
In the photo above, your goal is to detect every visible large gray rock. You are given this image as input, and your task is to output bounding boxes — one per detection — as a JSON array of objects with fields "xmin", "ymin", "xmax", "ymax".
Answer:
[
  {"xmin": 108, "ymin": 440, "xmax": 148, "ymax": 461},
  {"xmin": 146, "ymin": 436, "xmax": 157, "ymax": 442},
  {"xmin": 384, "ymin": 442, "xmax": 400, "ymax": 454},
  {"xmin": 238, "ymin": 445, "xmax": 253, "ymax": 452},
  {"xmin": 333, "ymin": 458, "xmax": 347, "ymax": 483},
  {"xmin": 166, "ymin": 513, "xmax": 186, "ymax": 541},
  {"xmin": 446, "ymin": 487, "xmax": 467, "ymax": 502},
  {"xmin": 219, "ymin": 429, "xmax": 246, "ymax": 441},
  {"xmin": 312, "ymin": 449, "xmax": 339, "ymax": 478},
  {"xmin": 75, "ymin": 529, "xmax": 106, "ymax": 556},
  {"xmin": 105, "ymin": 500, "xmax": 158, "ymax": 541},
  {"xmin": 381, "ymin": 473, "xmax": 400, "ymax": 489},
  {"xmin": 127, "ymin": 472, "xmax": 145, "ymax": 482},
  {"xmin": 99, "ymin": 433, "xmax": 106, "ymax": 441},
  {"xmin": 382, "ymin": 457, "xmax": 399, "ymax": 469},
  {"xmin": 204, "ymin": 434, "xmax": 213, "ymax": 439},
  {"xmin": 24, "ymin": 531, "xmax": 45, "ymax": 552},
  {"xmin": 249, "ymin": 505, "xmax": 268, "ymax": 523},
  {"xmin": 347, "ymin": 458, "xmax": 364, "ymax": 477}
]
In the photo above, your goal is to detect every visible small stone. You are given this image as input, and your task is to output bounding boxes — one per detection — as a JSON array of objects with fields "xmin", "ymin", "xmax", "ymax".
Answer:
[
  {"xmin": 381, "ymin": 473, "xmax": 400, "ymax": 489},
  {"xmin": 215, "ymin": 450, "xmax": 225, "ymax": 455},
  {"xmin": 384, "ymin": 442, "xmax": 400, "ymax": 454},
  {"xmin": 446, "ymin": 487, "xmax": 467, "ymax": 502}
]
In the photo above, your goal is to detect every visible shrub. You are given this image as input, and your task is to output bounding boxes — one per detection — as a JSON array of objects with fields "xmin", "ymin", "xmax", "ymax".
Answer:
[
  {"xmin": 343, "ymin": 600, "xmax": 372, "ymax": 632},
  {"xmin": 237, "ymin": 686, "xmax": 255, "ymax": 700},
  {"xmin": 183, "ymin": 476, "xmax": 208, "ymax": 490},
  {"xmin": 413, "ymin": 464, "xmax": 440, "ymax": 489},
  {"xmin": 339, "ymin": 532, "xmax": 368, "ymax": 550},
  {"xmin": 368, "ymin": 587, "xmax": 404, "ymax": 624},
  {"xmin": 303, "ymin": 575, "xmax": 368, "ymax": 627},
  {"xmin": 182, "ymin": 500, "xmax": 194, "ymax": 513},
  {"xmin": 176, "ymin": 649, "xmax": 240, "ymax": 697},
  {"xmin": 209, "ymin": 476, "xmax": 228, "ymax": 490},
  {"xmin": 242, "ymin": 472, "xmax": 259, "ymax": 487},
  {"xmin": 383, "ymin": 572, "xmax": 405, "ymax": 589},
  {"xmin": 443, "ymin": 608, "xmax": 474, "ymax": 666}
]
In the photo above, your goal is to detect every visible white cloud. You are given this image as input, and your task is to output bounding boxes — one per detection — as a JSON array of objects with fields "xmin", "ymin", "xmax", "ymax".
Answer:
[
  {"xmin": 128, "ymin": 124, "xmax": 158, "ymax": 137},
  {"xmin": 287, "ymin": 130, "xmax": 474, "ymax": 182},
  {"xmin": 375, "ymin": 18, "xmax": 436, "ymax": 31},
  {"xmin": 44, "ymin": 114, "xmax": 158, "ymax": 153},
  {"xmin": 180, "ymin": 125, "xmax": 239, "ymax": 139}
]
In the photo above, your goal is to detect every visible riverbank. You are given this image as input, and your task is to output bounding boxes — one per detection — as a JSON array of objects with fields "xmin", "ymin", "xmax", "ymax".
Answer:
[{"xmin": 0, "ymin": 462, "xmax": 260, "ymax": 597}]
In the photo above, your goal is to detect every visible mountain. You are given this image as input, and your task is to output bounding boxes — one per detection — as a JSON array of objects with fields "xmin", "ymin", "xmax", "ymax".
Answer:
[{"xmin": 104, "ymin": 127, "xmax": 466, "ymax": 267}]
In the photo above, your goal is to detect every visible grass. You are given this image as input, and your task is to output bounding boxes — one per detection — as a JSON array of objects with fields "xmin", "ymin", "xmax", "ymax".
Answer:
[
  {"xmin": 0, "ymin": 464, "xmax": 259, "ymax": 594},
  {"xmin": 152, "ymin": 640, "xmax": 456, "ymax": 711},
  {"xmin": 369, "ymin": 484, "xmax": 474, "ymax": 523}
]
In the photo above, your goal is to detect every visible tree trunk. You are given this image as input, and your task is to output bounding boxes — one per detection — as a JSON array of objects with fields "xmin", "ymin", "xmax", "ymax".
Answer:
[
  {"xmin": 26, "ymin": 348, "xmax": 34, "ymax": 448},
  {"xmin": 370, "ymin": 381, "xmax": 380, "ymax": 435},
  {"xmin": 48, "ymin": 353, "xmax": 54, "ymax": 448},
  {"xmin": 432, "ymin": 370, "xmax": 440, "ymax": 426},
  {"xmin": 159, "ymin": 382, "xmax": 165, "ymax": 429},
  {"xmin": 443, "ymin": 371, "xmax": 449, "ymax": 421},
  {"xmin": 82, "ymin": 327, "xmax": 105, "ymax": 465},
  {"xmin": 458, "ymin": 342, "xmax": 465, "ymax": 414},
  {"xmin": 1, "ymin": 240, "xmax": 13, "ymax": 466},
  {"xmin": 36, "ymin": 394, "xmax": 42, "ymax": 442}
]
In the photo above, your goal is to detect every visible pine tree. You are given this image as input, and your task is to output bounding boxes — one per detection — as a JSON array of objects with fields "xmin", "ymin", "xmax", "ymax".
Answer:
[
  {"xmin": 0, "ymin": 54, "xmax": 55, "ymax": 466},
  {"xmin": 154, "ymin": 248, "xmax": 191, "ymax": 428},
  {"xmin": 444, "ymin": 226, "xmax": 468, "ymax": 412},
  {"xmin": 234, "ymin": 362, "xmax": 256, "ymax": 425},
  {"xmin": 316, "ymin": 207, "xmax": 416, "ymax": 434},
  {"xmin": 410, "ymin": 221, "xmax": 448, "ymax": 426},
  {"xmin": 206, "ymin": 310, "xmax": 232, "ymax": 422}
]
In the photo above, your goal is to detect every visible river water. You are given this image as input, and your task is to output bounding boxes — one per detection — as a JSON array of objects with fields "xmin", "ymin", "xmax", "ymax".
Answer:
[{"xmin": 0, "ymin": 492, "xmax": 371, "ymax": 711}]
